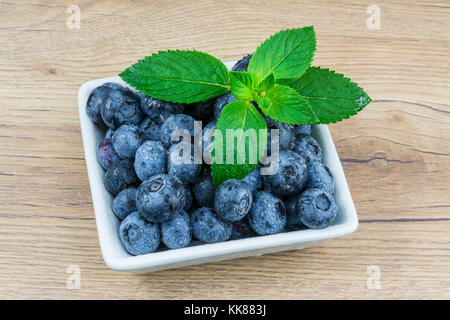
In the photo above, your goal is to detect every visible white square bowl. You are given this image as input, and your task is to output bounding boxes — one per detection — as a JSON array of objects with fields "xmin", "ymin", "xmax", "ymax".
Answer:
[{"xmin": 78, "ymin": 61, "xmax": 358, "ymax": 273}]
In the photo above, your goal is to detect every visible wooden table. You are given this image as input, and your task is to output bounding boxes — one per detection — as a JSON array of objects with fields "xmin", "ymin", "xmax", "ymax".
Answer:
[{"xmin": 0, "ymin": 0, "xmax": 449, "ymax": 300}]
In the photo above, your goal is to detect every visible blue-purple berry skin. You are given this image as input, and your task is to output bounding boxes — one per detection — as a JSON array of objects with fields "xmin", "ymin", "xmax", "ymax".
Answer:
[
  {"xmin": 272, "ymin": 122, "xmax": 295, "ymax": 150},
  {"xmin": 101, "ymin": 87, "xmax": 143, "ymax": 129},
  {"xmin": 285, "ymin": 196, "xmax": 305, "ymax": 231},
  {"xmin": 112, "ymin": 188, "xmax": 137, "ymax": 220},
  {"xmin": 136, "ymin": 174, "xmax": 186, "ymax": 223},
  {"xmin": 139, "ymin": 93, "xmax": 184, "ymax": 115},
  {"xmin": 112, "ymin": 124, "xmax": 143, "ymax": 160},
  {"xmin": 293, "ymin": 125, "xmax": 312, "ymax": 136},
  {"xmin": 191, "ymin": 208, "xmax": 232, "ymax": 243},
  {"xmin": 306, "ymin": 161, "xmax": 335, "ymax": 194},
  {"xmin": 213, "ymin": 93, "xmax": 237, "ymax": 120},
  {"xmin": 192, "ymin": 170, "xmax": 215, "ymax": 208},
  {"xmin": 105, "ymin": 128, "xmax": 114, "ymax": 140},
  {"xmin": 242, "ymin": 168, "xmax": 262, "ymax": 195},
  {"xmin": 199, "ymin": 120, "xmax": 216, "ymax": 158},
  {"xmin": 104, "ymin": 160, "xmax": 139, "ymax": 196},
  {"xmin": 248, "ymin": 191, "xmax": 287, "ymax": 235},
  {"xmin": 290, "ymin": 135, "xmax": 322, "ymax": 164},
  {"xmin": 160, "ymin": 114, "xmax": 195, "ymax": 148},
  {"xmin": 214, "ymin": 179, "xmax": 253, "ymax": 222},
  {"xmin": 86, "ymin": 84, "xmax": 111, "ymax": 124},
  {"xmin": 139, "ymin": 111, "xmax": 172, "ymax": 142},
  {"xmin": 134, "ymin": 141, "xmax": 166, "ymax": 181},
  {"xmin": 96, "ymin": 138, "xmax": 120, "ymax": 170},
  {"xmin": 263, "ymin": 150, "xmax": 308, "ymax": 197},
  {"xmin": 231, "ymin": 54, "xmax": 252, "ymax": 72},
  {"xmin": 297, "ymin": 188, "xmax": 338, "ymax": 229},
  {"xmin": 230, "ymin": 219, "xmax": 256, "ymax": 240},
  {"xmin": 167, "ymin": 143, "xmax": 202, "ymax": 184},
  {"xmin": 161, "ymin": 210, "xmax": 192, "ymax": 249},
  {"xmin": 183, "ymin": 186, "xmax": 194, "ymax": 211},
  {"xmin": 186, "ymin": 99, "xmax": 214, "ymax": 121},
  {"xmin": 119, "ymin": 212, "xmax": 160, "ymax": 255}
]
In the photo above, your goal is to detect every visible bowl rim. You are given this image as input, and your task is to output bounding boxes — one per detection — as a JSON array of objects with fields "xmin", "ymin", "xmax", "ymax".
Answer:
[{"xmin": 78, "ymin": 61, "xmax": 358, "ymax": 272}]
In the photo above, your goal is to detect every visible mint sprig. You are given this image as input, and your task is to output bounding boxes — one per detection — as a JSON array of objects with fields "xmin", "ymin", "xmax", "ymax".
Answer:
[{"xmin": 119, "ymin": 27, "xmax": 371, "ymax": 187}]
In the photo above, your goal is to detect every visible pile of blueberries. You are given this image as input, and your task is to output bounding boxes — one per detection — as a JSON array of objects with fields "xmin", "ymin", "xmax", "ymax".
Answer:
[{"xmin": 86, "ymin": 55, "xmax": 338, "ymax": 256}]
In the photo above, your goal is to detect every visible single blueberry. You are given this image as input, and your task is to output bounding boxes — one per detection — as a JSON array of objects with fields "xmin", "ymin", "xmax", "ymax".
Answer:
[
  {"xmin": 111, "ymin": 124, "xmax": 143, "ymax": 160},
  {"xmin": 161, "ymin": 210, "xmax": 192, "ymax": 249},
  {"xmin": 293, "ymin": 125, "xmax": 312, "ymax": 136},
  {"xmin": 248, "ymin": 191, "xmax": 286, "ymax": 235},
  {"xmin": 119, "ymin": 212, "xmax": 160, "ymax": 255},
  {"xmin": 167, "ymin": 142, "xmax": 202, "ymax": 184},
  {"xmin": 134, "ymin": 140, "xmax": 166, "ymax": 181},
  {"xmin": 191, "ymin": 208, "xmax": 232, "ymax": 243},
  {"xmin": 242, "ymin": 168, "xmax": 263, "ymax": 195},
  {"xmin": 136, "ymin": 174, "xmax": 186, "ymax": 223},
  {"xmin": 139, "ymin": 93, "xmax": 184, "ymax": 115},
  {"xmin": 290, "ymin": 135, "xmax": 322, "ymax": 164},
  {"xmin": 112, "ymin": 188, "xmax": 138, "ymax": 220},
  {"xmin": 297, "ymin": 188, "xmax": 338, "ymax": 229},
  {"xmin": 192, "ymin": 170, "xmax": 215, "ymax": 208},
  {"xmin": 160, "ymin": 114, "xmax": 195, "ymax": 148},
  {"xmin": 263, "ymin": 150, "xmax": 308, "ymax": 197},
  {"xmin": 104, "ymin": 160, "xmax": 139, "ymax": 196},
  {"xmin": 285, "ymin": 196, "xmax": 305, "ymax": 230},
  {"xmin": 231, "ymin": 54, "xmax": 252, "ymax": 72},
  {"xmin": 96, "ymin": 138, "xmax": 120, "ymax": 170},
  {"xmin": 230, "ymin": 219, "xmax": 256, "ymax": 240},
  {"xmin": 213, "ymin": 93, "xmax": 237, "ymax": 120},
  {"xmin": 101, "ymin": 87, "xmax": 143, "ymax": 129},
  {"xmin": 139, "ymin": 110, "xmax": 172, "ymax": 141},
  {"xmin": 86, "ymin": 84, "xmax": 112, "ymax": 124},
  {"xmin": 306, "ymin": 161, "xmax": 335, "ymax": 194},
  {"xmin": 215, "ymin": 179, "xmax": 253, "ymax": 222}
]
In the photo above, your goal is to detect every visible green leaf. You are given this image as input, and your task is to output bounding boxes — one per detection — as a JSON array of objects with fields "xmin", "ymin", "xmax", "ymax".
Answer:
[
  {"xmin": 211, "ymin": 100, "xmax": 268, "ymax": 187},
  {"xmin": 119, "ymin": 50, "xmax": 230, "ymax": 103},
  {"xmin": 257, "ymin": 73, "xmax": 275, "ymax": 92},
  {"xmin": 279, "ymin": 67, "xmax": 372, "ymax": 123},
  {"xmin": 248, "ymin": 26, "xmax": 316, "ymax": 83},
  {"xmin": 229, "ymin": 71, "xmax": 257, "ymax": 100},
  {"xmin": 255, "ymin": 84, "xmax": 319, "ymax": 124}
]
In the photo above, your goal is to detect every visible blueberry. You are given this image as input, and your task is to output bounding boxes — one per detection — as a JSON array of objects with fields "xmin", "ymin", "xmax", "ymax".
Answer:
[
  {"xmin": 167, "ymin": 142, "xmax": 202, "ymax": 184},
  {"xmin": 103, "ymin": 82, "xmax": 123, "ymax": 90},
  {"xmin": 290, "ymin": 135, "xmax": 322, "ymax": 164},
  {"xmin": 230, "ymin": 219, "xmax": 256, "ymax": 240},
  {"xmin": 139, "ymin": 110, "xmax": 172, "ymax": 141},
  {"xmin": 214, "ymin": 179, "xmax": 253, "ymax": 222},
  {"xmin": 248, "ymin": 191, "xmax": 286, "ymax": 235},
  {"xmin": 105, "ymin": 128, "xmax": 114, "ymax": 140},
  {"xmin": 101, "ymin": 87, "xmax": 143, "ymax": 129},
  {"xmin": 86, "ymin": 84, "xmax": 112, "ymax": 124},
  {"xmin": 213, "ymin": 93, "xmax": 237, "ymax": 120},
  {"xmin": 306, "ymin": 161, "xmax": 335, "ymax": 194},
  {"xmin": 263, "ymin": 150, "xmax": 308, "ymax": 197},
  {"xmin": 96, "ymin": 138, "xmax": 120, "ymax": 170},
  {"xmin": 192, "ymin": 170, "xmax": 215, "ymax": 208},
  {"xmin": 242, "ymin": 168, "xmax": 263, "ymax": 195},
  {"xmin": 134, "ymin": 141, "xmax": 166, "ymax": 181},
  {"xmin": 183, "ymin": 186, "xmax": 194, "ymax": 211},
  {"xmin": 112, "ymin": 188, "xmax": 137, "ymax": 220},
  {"xmin": 139, "ymin": 93, "xmax": 184, "ymax": 115},
  {"xmin": 104, "ymin": 160, "xmax": 139, "ymax": 196},
  {"xmin": 272, "ymin": 122, "xmax": 294, "ymax": 150},
  {"xmin": 160, "ymin": 114, "xmax": 195, "ymax": 148},
  {"xmin": 161, "ymin": 210, "xmax": 192, "ymax": 249},
  {"xmin": 198, "ymin": 120, "xmax": 216, "ymax": 161},
  {"xmin": 293, "ymin": 125, "xmax": 312, "ymax": 136},
  {"xmin": 231, "ymin": 54, "xmax": 252, "ymax": 72},
  {"xmin": 285, "ymin": 196, "xmax": 305, "ymax": 230},
  {"xmin": 119, "ymin": 212, "xmax": 160, "ymax": 255},
  {"xmin": 191, "ymin": 208, "xmax": 232, "ymax": 243},
  {"xmin": 111, "ymin": 124, "xmax": 143, "ymax": 160},
  {"xmin": 186, "ymin": 99, "xmax": 214, "ymax": 121},
  {"xmin": 297, "ymin": 188, "xmax": 338, "ymax": 229},
  {"xmin": 136, "ymin": 174, "xmax": 186, "ymax": 223}
]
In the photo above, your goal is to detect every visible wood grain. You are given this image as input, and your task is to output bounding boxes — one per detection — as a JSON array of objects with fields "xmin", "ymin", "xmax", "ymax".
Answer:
[{"xmin": 0, "ymin": 0, "xmax": 449, "ymax": 299}]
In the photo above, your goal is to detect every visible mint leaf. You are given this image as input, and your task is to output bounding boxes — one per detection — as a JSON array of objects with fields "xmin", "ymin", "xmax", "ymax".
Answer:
[
  {"xmin": 229, "ymin": 71, "xmax": 257, "ymax": 100},
  {"xmin": 248, "ymin": 26, "xmax": 316, "ymax": 83},
  {"xmin": 212, "ymin": 100, "xmax": 267, "ymax": 187},
  {"xmin": 258, "ymin": 73, "xmax": 275, "ymax": 92},
  {"xmin": 279, "ymin": 67, "xmax": 372, "ymax": 123},
  {"xmin": 119, "ymin": 50, "xmax": 230, "ymax": 103},
  {"xmin": 255, "ymin": 84, "xmax": 319, "ymax": 124}
]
